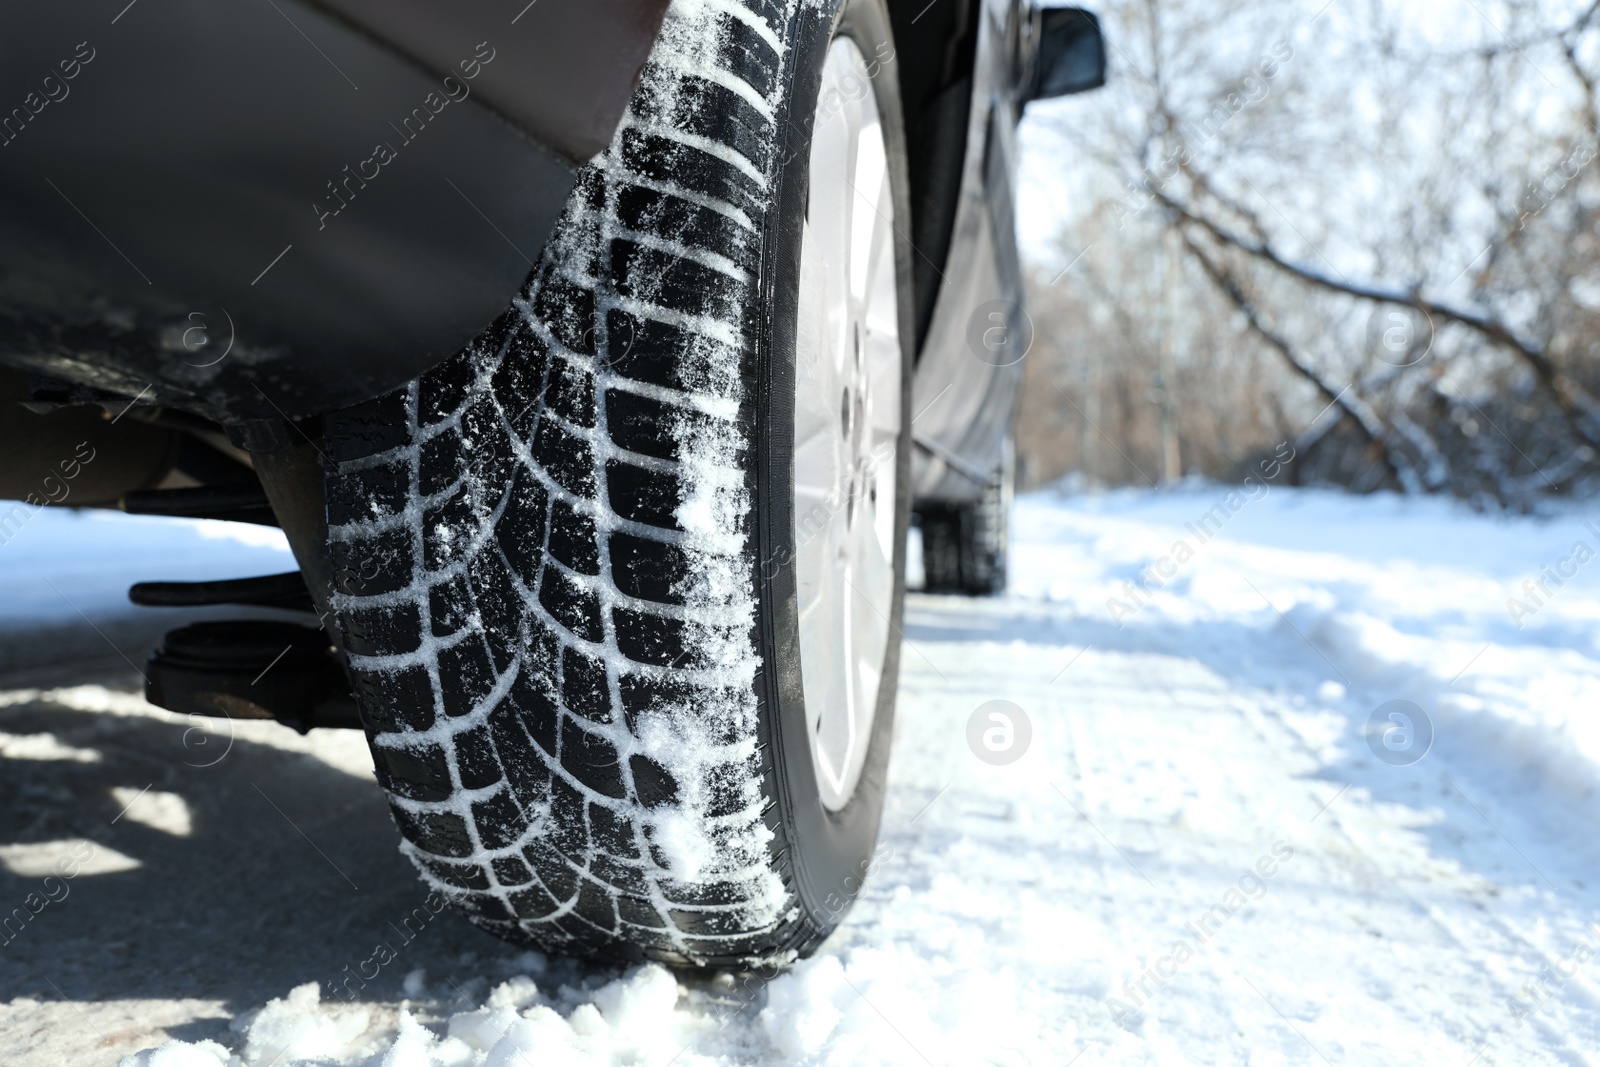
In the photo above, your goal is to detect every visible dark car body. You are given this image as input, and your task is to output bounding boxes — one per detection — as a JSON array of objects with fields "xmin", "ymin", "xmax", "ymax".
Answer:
[
  {"xmin": 0, "ymin": 0, "xmax": 1099, "ymax": 505},
  {"xmin": 0, "ymin": 0, "xmax": 668, "ymax": 427}
]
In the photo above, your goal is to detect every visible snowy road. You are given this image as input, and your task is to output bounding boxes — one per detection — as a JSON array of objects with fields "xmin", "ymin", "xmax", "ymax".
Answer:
[{"xmin": 2, "ymin": 488, "xmax": 1599, "ymax": 1065}]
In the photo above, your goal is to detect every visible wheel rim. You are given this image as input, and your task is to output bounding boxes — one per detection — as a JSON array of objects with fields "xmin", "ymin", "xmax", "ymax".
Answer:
[{"xmin": 794, "ymin": 36, "xmax": 902, "ymax": 813}]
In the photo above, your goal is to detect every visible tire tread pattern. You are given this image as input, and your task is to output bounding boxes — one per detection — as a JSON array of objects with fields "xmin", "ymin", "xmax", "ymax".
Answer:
[
  {"xmin": 325, "ymin": 0, "xmax": 813, "ymax": 965},
  {"xmin": 918, "ymin": 448, "xmax": 1011, "ymax": 596}
]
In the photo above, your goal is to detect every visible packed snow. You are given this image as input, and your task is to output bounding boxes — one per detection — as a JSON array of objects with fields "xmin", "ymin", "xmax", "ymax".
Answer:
[{"xmin": 3, "ymin": 483, "xmax": 1599, "ymax": 1064}]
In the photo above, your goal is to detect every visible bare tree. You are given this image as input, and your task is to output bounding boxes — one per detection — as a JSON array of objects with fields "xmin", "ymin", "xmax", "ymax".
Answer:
[{"xmin": 1017, "ymin": 0, "xmax": 1600, "ymax": 507}]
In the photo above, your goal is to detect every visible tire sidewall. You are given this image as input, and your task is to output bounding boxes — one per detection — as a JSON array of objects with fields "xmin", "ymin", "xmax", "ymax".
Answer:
[{"xmin": 755, "ymin": 0, "xmax": 914, "ymax": 948}]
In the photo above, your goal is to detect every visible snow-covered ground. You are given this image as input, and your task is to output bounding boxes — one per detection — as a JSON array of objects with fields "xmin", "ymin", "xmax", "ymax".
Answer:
[{"xmin": 3, "ymin": 485, "xmax": 1599, "ymax": 1065}]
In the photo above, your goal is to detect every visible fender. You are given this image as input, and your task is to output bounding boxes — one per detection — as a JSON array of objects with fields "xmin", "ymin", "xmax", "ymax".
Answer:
[{"xmin": 0, "ymin": 0, "xmax": 669, "ymax": 424}]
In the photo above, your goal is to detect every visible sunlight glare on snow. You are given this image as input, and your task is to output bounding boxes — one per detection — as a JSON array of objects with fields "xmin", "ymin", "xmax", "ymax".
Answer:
[
  {"xmin": 110, "ymin": 787, "xmax": 194, "ymax": 837},
  {"xmin": 0, "ymin": 840, "xmax": 141, "ymax": 877},
  {"xmin": 0, "ymin": 730, "xmax": 101, "ymax": 763}
]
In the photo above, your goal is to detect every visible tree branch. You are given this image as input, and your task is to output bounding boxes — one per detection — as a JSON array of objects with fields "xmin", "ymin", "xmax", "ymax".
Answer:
[
  {"xmin": 1172, "ymin": 226, "xmax": 1411, "ymax": 489},
  {"xmin": 1152, "ymin": 188, "xmax": 1600, "ymax": 451}
]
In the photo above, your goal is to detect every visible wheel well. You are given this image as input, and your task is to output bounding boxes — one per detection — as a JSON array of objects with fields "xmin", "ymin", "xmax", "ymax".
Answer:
[{"xmin": 886, "ymin": 0, "xmax": 981, "ymax": 351}]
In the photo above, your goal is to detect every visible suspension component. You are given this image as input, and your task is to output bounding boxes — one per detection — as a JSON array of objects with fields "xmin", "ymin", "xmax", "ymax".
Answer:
[
  {"xmin": 144, "ymin": 620, "xmax": 361, "ymax": 734},
  {"xmin": 121, "ymin": 482, "xmax": 276, "ymax": 526},
  {"xmin": 129, "ymin": 571, "xmax": 314, "ymax": 612}
]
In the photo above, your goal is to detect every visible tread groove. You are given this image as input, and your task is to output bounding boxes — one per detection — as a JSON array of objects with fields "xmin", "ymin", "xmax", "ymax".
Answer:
[{"xmin": 326, "ymin": 0, "xmax": 817, "ymax": 966}]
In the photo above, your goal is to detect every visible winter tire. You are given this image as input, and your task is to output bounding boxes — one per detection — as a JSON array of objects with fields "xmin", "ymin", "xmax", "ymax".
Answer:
[
  {"xmin": 322, "ymin": 0, "xmax": 912, "ymax": 967},
  {"xmin": 918, "ymin": 438, "xmax": 1012, "ymax": 596}
]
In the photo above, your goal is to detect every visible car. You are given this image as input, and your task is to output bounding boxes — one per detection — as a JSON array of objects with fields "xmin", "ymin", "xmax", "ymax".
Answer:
[{"xmin": 0, "ymin": 0, "xmax": 1104, "ymax": 967}]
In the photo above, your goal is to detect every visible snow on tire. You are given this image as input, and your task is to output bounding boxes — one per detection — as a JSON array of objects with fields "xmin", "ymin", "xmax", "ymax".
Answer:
[{"xmin": 322, "ymin": 0, "xmax": 912, "ymax": 967}]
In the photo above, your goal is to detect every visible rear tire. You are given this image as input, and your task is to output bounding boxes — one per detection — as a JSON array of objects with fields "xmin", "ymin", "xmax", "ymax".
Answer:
[
  {"xmin": 322, "ymin": 0, "xmax": 911, "ymax": 967},
  {"xmin": 918, "ymin": 439, "xmax": 1012, "ymax": 596}
]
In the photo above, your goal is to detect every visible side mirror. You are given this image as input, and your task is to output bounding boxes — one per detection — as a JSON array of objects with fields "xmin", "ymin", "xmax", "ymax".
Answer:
[{"xmin": 1024, "ymin": 7, "xmax": 1107, "ymax": 104}]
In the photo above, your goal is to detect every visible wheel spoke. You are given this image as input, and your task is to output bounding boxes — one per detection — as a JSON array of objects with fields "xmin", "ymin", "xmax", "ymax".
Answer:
[{"xmin": 794, "ymin": 36, "xmax": 903, "ymax": 811}]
